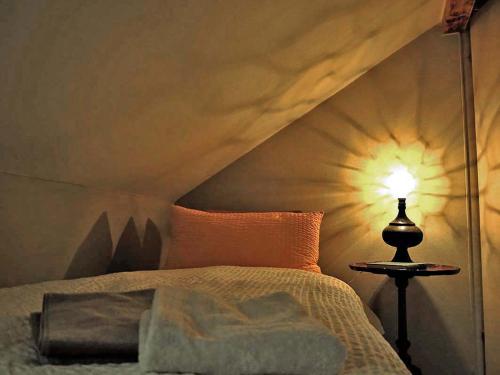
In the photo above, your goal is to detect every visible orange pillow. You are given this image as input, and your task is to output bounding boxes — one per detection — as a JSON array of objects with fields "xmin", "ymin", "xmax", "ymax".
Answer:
[{"xmin": 164, "ymin": 205, "xmax": 323, "ymax": 273}]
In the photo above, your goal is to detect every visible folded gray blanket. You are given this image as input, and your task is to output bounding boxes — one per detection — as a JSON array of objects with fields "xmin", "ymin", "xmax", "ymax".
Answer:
[
  {"xmin": 139, "ymin": 287, "xmax": 347, "ymax": 375},
  {"xmin": 32, "ymin": 289, "xmax": 154, "ymax": 364}
]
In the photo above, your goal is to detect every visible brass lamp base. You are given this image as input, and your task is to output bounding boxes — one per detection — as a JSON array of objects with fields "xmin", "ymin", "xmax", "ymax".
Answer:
[{"xmin": 382, "ymin": 198, "xmax": 423, "ymax": 262}]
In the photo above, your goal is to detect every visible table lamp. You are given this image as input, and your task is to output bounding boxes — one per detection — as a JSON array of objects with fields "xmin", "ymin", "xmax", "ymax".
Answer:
[{"xmin": 382, "ymin": 166, "xmax": 423, "ymax": 262}]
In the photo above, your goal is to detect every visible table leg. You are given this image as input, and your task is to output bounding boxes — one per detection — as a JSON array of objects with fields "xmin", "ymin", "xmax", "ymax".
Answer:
[{"xmin": 395, "ymin": 276, "xmax": 421, "ymax": 375}]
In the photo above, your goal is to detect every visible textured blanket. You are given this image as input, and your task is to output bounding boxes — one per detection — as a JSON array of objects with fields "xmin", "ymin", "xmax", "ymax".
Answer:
[
  {"xmin": 31, "ymin": 289, "xmax": 154, "ymax": 364},
  {"xmin": 0, "ymin": 266, "xmax": 409, "ymax": 374},
  {"xmin": 139, "ymin": 287, "xmax": 346, "ymax": 374}
]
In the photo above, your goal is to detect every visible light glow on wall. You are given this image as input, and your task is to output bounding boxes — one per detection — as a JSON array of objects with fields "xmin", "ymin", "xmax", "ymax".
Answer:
[{"xmin": 352, "ymin": 140, "xmax": 451, "ymax": 230}]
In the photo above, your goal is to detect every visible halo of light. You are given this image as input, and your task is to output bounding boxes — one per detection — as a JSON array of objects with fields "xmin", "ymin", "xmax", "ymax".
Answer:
[
  {"xmin": 380, "ymin": 165, "xmax": 417, "ymax": 199},
  {"xmin": 351, "ymin": 140, "xmax": 451, "ymax": 230}
]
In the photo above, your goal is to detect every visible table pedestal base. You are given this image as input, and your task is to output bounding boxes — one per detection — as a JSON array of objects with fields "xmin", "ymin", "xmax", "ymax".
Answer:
[{"xmin": 395, "ymin": 276, "xmax": 421, "ymax": 375}]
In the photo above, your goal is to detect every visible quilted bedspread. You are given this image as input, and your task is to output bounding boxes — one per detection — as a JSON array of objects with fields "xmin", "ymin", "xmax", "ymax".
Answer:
[{"xmin": 0, "ymin": 266, "xmax": 409, "ymax": 374}]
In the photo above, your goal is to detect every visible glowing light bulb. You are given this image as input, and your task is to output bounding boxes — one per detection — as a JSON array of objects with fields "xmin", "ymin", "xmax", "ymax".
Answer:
[{"xmin": 383, "ymin": 166, "xmax": 417, "ymax": 199}]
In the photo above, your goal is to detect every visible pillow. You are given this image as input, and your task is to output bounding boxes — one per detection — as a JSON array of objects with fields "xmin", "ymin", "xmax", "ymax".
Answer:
[{"xmin": 164, "ymin": 205, "xmax": 323, "ymax": 273}]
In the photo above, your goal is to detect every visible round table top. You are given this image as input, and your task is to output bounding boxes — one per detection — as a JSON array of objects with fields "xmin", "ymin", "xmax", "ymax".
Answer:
[{"xmin": 349, "ymin": 262, "xmax": 460, "ymax": 277}]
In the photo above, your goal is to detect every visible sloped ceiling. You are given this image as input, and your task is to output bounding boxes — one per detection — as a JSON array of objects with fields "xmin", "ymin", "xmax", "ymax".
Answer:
[{"xmin": 0, "ymin": 0, "xmax": 444, "ymax": 201}]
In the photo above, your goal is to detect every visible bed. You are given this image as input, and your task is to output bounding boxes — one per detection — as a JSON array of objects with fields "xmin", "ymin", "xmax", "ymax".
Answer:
[{"xmin": 0, "ymin": 266, "xmax": 409, "ymax": 374}]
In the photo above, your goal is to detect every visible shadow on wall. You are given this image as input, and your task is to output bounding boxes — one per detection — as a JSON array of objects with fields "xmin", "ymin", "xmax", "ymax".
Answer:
[
  {"xmin": 64, "ymin": 212, "xmax": 113, "ymax": 279},
  {"xmin": 64, "ymin": 213, "xmax": 162, "ymax": 279},
  {"xmin": 371, "ymin": 278, "xmax": 467, "ymax": 373},
  {"xmin": 107, "ymin": 217, "xmax": 162, "ymax": 273}
]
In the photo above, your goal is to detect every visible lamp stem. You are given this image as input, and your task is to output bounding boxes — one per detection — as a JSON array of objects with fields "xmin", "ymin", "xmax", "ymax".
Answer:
[
  {"xmin": 396, "ymin": 198, "xmax": 412, "ymax": 224},
  {"xmin": 398, "ymin": 197, "xmax": 406, "ymax": 212},
  {"xmin": 392, "ymin": 199, "xmax": 413, "ymax": 262}
]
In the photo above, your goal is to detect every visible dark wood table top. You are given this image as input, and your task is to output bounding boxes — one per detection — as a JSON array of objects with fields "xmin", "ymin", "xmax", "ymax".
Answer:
[{"xmin": 349, "ymin": 262, "xmax": 460, "ymax": 277}]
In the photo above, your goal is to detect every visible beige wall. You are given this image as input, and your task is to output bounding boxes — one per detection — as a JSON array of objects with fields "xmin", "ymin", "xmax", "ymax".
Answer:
[
  {"xmin": 0, "ymin": 0, "xmax": 443, "ymax": 287},
  {"xmin": 0, "ymin": 173, "xmax": 170, "ymax": 285},
  {"xmin": 181, "ymin": 27, "xmax": 477, "ymax": 374},
  {"xmin": 472, "ymin": 2, "xmax": 500, "ymax": 374}
]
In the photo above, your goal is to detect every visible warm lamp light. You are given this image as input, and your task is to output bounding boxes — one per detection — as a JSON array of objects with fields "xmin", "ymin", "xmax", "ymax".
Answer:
[
  {"xmin": 382, "ymin": 166, "xmax": 417, "ymax": 199},
  {"xmin": 381, "ymin": 166, "xmax": 423, "ymax": 262}
]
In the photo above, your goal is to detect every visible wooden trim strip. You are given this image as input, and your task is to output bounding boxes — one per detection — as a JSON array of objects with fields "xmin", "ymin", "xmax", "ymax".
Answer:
[{"xmin": 443, "ymin": 0, "xmax": 476, "ymax": 33}]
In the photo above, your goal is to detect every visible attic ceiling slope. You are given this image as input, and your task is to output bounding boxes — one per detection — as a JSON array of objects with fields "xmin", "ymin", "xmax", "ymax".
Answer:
[{"xmin": 0, "ymin": 0, "xmax": 443, "ymax": 201}]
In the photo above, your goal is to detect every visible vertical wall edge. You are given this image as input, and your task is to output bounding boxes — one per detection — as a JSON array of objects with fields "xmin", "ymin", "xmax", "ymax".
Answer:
[{"xmin": 459, "ymin": 28, "xmax": 486, "ymax": 375}]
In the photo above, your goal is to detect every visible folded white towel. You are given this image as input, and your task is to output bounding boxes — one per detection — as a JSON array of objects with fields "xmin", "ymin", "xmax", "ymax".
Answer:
[{"xmin": 139, "ymin": 287, "xmax": 346, "ymax": 374}]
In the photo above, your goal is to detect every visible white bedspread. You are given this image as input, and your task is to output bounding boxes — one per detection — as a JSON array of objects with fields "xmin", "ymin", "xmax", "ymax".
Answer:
[{"xmin": 0, "ymin": 266, "xmax": 409, "ymax": 374}]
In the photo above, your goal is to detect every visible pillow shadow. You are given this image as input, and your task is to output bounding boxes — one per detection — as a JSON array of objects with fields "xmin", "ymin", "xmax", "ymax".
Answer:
[
  {"xmin": 65, "ymin": 212, "xmax": 113, "ymax": 279},
  {"xmin": 65, "ymin": 214, "xmax": 163, "ymax": 279},
  {"xmin": 107, "ymin": 217, "xmax": 162, "ymax": 273}
]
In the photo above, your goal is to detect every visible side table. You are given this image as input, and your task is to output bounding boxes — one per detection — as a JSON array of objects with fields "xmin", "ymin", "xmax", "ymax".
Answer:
[{"xmin": 349, "ymin": 262, "xmax": 460, "ymax": 375}]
